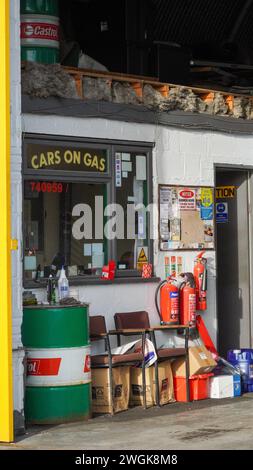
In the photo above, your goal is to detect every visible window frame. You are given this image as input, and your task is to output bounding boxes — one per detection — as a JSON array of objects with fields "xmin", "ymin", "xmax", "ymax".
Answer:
[
  {"xmin": 112, "ymin": 143, "xmax": 153, "ymax": 278},
  {"xmin": 22, "ymin": 134, "xmax": 154, "ymax": 285}
]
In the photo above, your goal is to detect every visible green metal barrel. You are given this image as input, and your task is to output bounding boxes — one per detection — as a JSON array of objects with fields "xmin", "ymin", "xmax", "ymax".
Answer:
[
  {"xmin": 22, "ymin": 304, "xmax": 91, "ymax": 424},
  {"xmin": 20, "ymin": 0, "xmax": 60, "ymax": 64}
]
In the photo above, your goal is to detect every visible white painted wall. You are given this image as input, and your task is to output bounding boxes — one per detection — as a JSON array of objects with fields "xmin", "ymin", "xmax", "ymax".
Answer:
[
  {"xmin": 22, "ymin": 113, "xmax": 253, "ymax": 351},
  {"xmin": 11, "ymin": 0, "xmax": 24, "ymax": 431}
]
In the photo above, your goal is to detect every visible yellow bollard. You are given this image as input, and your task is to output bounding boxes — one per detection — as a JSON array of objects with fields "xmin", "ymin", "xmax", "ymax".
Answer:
[{"xmin": 0, "ymin": 0, "xmax": 14, "ymax": 443}]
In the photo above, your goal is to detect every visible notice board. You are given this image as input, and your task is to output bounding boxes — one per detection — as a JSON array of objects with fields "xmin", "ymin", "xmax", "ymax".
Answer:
[{"xmin": 159, "ymin": 185, "xmax": 214, "ymax": 250}]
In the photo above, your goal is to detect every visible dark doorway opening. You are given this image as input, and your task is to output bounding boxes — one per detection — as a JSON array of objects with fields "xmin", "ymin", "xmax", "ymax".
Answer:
[{"xmin": 216, "ymin": 168, "xmax": 252, "ymax": 357}]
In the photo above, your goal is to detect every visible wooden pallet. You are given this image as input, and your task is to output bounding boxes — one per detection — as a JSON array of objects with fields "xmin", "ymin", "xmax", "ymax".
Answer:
[{"xmin": 63, "ymin": 66, "xmax": 253, "ymax": 113}]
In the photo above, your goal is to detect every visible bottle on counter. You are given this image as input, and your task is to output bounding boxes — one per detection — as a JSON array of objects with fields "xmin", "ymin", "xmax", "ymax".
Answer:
[
  {"xmin": 58, "ymin": 266, "xmax": 69, "ymax": 300},
  {"xmin": 47, "ymin": 274, "xmax": 53, "ymax": 304},
  {"xmin": 51, "ymin": 277, "xmax": 56, "ymax": 305}
]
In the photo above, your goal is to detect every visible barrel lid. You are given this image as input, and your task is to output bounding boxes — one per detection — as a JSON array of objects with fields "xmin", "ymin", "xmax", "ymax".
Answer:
[{"xmin": 23, "ymin": 303, "xmax": 89, "ymax": 309}]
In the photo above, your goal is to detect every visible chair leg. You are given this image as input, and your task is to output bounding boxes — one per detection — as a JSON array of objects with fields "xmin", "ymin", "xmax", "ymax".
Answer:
[
  {"xmin": 142, "ymin": 361, "xmax": 147, "ymax": 409},
  {"xmin": 154, "ymin": 360, "xmax": 160, "ymax": 407},
  {"xmin": 150, "ymin": 330, "xmax": 160, "ymax": 407},
  {"xmin": 109, "ymin": 365, "xmax": 114, "ymax": 415}
]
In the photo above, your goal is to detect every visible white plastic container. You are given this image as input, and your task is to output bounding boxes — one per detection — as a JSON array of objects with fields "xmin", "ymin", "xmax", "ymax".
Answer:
[
  {"xmin": 209, "ymin": 375, "xmax": 234, "ymax": 399},
  {"xmin": 58, "ymin": 267, "xmax": 69, "ymax": 300}
]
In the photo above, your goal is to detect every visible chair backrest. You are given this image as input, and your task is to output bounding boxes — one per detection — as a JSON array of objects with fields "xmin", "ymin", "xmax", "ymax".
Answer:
[
  {"xmin": 89, "ymin": 315, "xmax": 107, "ymax": 338},
  {"xmin": 114, "ymin": 311, "xmax": 150, "ymax": 330}
]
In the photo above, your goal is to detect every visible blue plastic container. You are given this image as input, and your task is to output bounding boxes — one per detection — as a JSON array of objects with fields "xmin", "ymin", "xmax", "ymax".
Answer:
[
  {"xmin": 233, "ymin": 374, "xmax": 241, "ymax": 397},
  {"xmin": 227, "ymin": 349, "xmax": 253, "ymax": 392},
  {"xmin": 242, "ymin": 382, "xmax": 253, "ymax": 393}
]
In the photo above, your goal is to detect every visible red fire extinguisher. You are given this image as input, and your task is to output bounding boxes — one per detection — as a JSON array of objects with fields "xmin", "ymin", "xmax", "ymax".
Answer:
[
  {"xmin": 194, "ymin": 251, "xmax": 207, "ymax": 311},
  {"xmin": 155, "ymin": 277, "xmax": 180, "ymax": 325},
  {"xmin": 179, "ymin": 273, "xmax": 196, "ymax": 327}
]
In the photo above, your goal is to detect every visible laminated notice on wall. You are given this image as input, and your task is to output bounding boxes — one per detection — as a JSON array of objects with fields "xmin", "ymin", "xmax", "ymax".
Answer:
[
  {"xmin": 159, "ymin": 185, "xmax": 214, "ymax": 251},
  {"xmin": 115, "ymin": 153, "xmax": 122, "ymax": 187},
  {"xmin": 178, "ymin": 188, "xmax": 196, "ymax": 211},
  {"xmin": 165, "ymin": 256, "xmax": 183, "ymax": 278},
  {"xmin": 137, "ymin": 246, "xmax": 148, "ymax": 271},
  {"xmin": 136, "ymin": 155, "xmax": 147, "ymax": 181},
  {"xmin": 200, "ymin": 188, "xmax": 213, "ymax": 220}
]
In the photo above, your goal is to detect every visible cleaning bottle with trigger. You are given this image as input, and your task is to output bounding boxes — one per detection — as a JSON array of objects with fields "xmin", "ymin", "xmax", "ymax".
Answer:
[{"xmin": 58, "ymin": 266, "xmax": 69, "ymax": 300}]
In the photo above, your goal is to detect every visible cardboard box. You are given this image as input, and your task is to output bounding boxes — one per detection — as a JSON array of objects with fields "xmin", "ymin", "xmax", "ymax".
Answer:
[
  {"xmin": 130, "ymin": 360, "xmax": 175, "ymax": 407},
  {"xmin": 92, "ymin": 366, "xmax": 130, "ymax": 414},
  {"xmin": 209, "ymin": 375, "xmax": 234, "ymax": 399},
  {"xmin": 172, "ymin": 345, "xmax": 217, "ymax": 377}
]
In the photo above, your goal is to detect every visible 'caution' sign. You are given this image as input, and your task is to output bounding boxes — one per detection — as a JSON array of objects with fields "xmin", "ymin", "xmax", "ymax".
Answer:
[
  {"xmin": 216, "ymin": 186, "xmax": 235, "ymax": 199},
  {"xmin": 137, "ymin": 247, "xmax": 148, "ymax": 271}
]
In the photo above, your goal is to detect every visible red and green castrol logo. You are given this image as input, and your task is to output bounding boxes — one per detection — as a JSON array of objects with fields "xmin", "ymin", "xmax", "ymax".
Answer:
[{"xmin": 21, "ymin": 21, "xmax": 59, "ymax": 41}]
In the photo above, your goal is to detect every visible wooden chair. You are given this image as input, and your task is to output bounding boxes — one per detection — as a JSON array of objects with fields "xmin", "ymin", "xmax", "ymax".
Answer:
[
  {"xmin": 89, "ymin": 315, "xmax": 148, "ymax": 414},
  {"xmin": 113, "ymin": 311, "xmax": 190, "ymax": 406}
]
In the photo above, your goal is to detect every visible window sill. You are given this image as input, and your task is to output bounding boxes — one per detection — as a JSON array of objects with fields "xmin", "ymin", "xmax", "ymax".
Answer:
[{"xmin": 24, "ymin": 276, "xmax": 161, "ymax": 289}]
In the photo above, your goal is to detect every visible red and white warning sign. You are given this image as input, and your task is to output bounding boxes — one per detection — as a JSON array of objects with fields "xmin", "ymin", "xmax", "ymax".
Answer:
[
  {"xmin": 178, "ymin": 189, "xmax": 196, "ymax": 211},
  {"xmin": 26, "ymin": 346, "xmax": 91, "ymax": 387}
]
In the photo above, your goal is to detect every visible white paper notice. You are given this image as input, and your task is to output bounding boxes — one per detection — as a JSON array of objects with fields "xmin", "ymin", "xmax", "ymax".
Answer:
[
  {"xmin": 92, "ymin": 243, "xmax": 103, "ymax": 255},
  {"xmin": 136, "ymin": 155, "xmax": 146, "ymax": 181},
  {"xmin": 24, "ymin": 256, "xmax": 37, "ymax": 271},
  {"xmin": 178, "ymin": 188, "xmax": 196, "ymax": 210},
  {"xmin": 122, "ymin": 161, "xmax": 132, "ymax": 172},
  {"xmin": 160, "ymin": 203, "xmax": 169, "ymax": 219},
  {"xmin": 115, "ymin": 153, "xmax": 122, "ymax": 187},
  {"xmin": 122, "ymin": 153, "xmax": 131, "ymax": 161},
  {"xmin": 84, "ymin": 244, "xmax": 92, "ymax": 256},
  {"xmin": 92, "ymin": 254, "xmax": 104, "ymax": 268}
]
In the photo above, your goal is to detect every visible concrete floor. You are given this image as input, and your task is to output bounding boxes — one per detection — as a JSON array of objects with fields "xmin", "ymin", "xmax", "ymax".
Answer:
[{"xmin": 2, "ymin": 394, "xmax": 253, "ymax": 450}]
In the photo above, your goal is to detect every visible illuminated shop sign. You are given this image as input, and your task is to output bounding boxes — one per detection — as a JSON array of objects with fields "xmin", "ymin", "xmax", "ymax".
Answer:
[{"xmin": 26, "ymin": 143, "xmax": 107, "ymax": 173}]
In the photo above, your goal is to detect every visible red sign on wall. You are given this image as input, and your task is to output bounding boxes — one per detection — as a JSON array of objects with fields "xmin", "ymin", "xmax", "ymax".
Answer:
[{"xmin": 178, "ymin": 188, "xmax": 196, "ymax": 210}]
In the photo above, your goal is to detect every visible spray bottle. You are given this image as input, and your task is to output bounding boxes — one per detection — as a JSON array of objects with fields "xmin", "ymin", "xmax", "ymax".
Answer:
[{"xmin": 58, "ymin": 266, "xmax": 69, "ymax": 300}]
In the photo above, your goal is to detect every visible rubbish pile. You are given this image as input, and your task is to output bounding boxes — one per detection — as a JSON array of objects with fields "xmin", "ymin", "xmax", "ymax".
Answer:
[{"xmin": 22, "ymin": 62, "xmax": 253, "ymax": 120}]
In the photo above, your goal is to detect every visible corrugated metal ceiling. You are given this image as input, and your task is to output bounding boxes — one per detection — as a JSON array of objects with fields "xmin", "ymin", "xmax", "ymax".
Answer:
[{"xmin": 151, "ymin": 0, "xmax": 250, "ymax": 46}]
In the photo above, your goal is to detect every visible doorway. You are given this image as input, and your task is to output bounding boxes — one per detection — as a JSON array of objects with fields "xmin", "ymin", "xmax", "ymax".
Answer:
[{"xmin": 216, "ymin": 168, "xmax": 252, "ymax": 356}]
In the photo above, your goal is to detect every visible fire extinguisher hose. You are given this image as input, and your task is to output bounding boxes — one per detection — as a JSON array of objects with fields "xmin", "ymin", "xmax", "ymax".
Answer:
[{"xmin": 155, "ymin": 280, "xmax": 168, "ymax": 321}]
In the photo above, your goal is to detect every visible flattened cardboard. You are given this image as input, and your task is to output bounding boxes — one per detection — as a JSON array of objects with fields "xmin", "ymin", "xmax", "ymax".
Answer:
[
  {"xmin": 172, "ymin": 345, "xmax": 217, "ymax": 377},
  {"xmin": 130, "ymin": 360, "xmax": 175, "ymax": 407},
  {"xmin": 92, "ymin": 366, "xmax": 130, "ymax": 414}
]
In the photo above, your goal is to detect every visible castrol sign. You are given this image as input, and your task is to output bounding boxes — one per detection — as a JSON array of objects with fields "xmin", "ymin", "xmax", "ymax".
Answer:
[
  {"xmin": 178, "ymin": 188, "xmax": 196, "ymax": 210},
  {"xmin": 26, "ymin": 346, "xmax": 91, "ymax": 387},
  {"xmin": 27, "ymin": 357, "xmax": 61, "ymax": 376},
  {"xmin": 21, "ymin": 15, "xmax": 59, "ymax": 49}
]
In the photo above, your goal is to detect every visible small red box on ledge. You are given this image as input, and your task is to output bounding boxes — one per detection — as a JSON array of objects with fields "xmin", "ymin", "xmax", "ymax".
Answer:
[{"xmin": 101, "ymin": 260, "xmax": 116, "ymax": 281}]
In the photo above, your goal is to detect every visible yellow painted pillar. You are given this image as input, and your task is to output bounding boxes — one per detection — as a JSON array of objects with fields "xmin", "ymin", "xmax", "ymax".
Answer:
[{"xmin": 0, "ymin": 0, "xmax": 14, "ymax": 443}]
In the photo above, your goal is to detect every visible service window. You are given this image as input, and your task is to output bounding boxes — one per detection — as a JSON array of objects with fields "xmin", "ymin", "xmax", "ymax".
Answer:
[
  {"xmin": 23, "ymin": 136, "xmax": 153, "ymax": 283},
  {"xmin": 115, "ymin": 151, "xmax": 149, "ymax": 273},
  {"xmin": 24, "ymin": 180, "xmax": 108, "ymax": 280}
]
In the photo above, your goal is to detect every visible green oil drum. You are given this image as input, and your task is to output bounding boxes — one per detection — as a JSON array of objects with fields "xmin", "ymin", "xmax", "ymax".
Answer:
[
  {"xmin": 22, "ymin": 304, "xmax": 91, "ymax": 424},
  {"xmin": 20, "ymin": 0, "xmax": 60, "ymax": 64}
]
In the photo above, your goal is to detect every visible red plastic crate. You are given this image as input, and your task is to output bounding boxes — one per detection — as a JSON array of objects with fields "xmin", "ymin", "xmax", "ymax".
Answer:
[{"xmin": 173, "ymin": 373, "xmax": 213, "ymax": 402}]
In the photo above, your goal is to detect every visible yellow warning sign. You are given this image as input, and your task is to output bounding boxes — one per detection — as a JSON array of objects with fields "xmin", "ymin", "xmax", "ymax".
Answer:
[
  {"xmin": 201, "ymin": 188, "xmax": 213, "ymax": 207},
  {"xmin": 216, "ymin": 186, "xmax": 235, "ymax": 199},
  {"xmin": 137, "ymin": 247, "xmax": 148, "ymax": 271}
]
